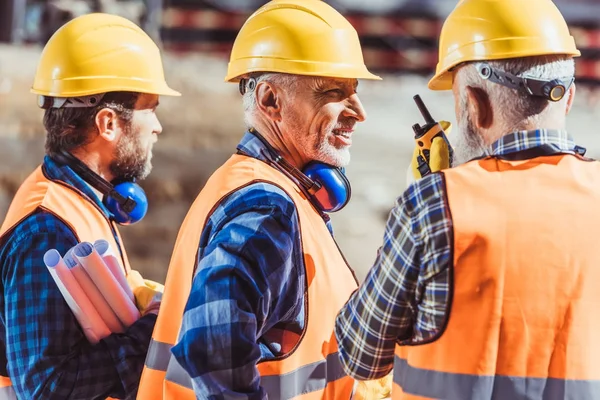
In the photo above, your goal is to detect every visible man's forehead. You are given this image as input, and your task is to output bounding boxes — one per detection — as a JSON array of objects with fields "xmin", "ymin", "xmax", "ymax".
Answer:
[
  {"xmin": 311, "ymin": 76, "xmax": 359, "ymax": 86},
  {"xmin": 136, "ymin": 93, "xmax": 159, "ymax": 109}
]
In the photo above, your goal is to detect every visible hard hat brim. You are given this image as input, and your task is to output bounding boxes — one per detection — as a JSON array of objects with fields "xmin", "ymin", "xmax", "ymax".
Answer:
[
  {"xmin": 224, "ymin": 63, "xmax": 382, "ymax": 83},
  {"xmin": 30, "ymin": 82, "xmax": 182, "ymax": 97}
]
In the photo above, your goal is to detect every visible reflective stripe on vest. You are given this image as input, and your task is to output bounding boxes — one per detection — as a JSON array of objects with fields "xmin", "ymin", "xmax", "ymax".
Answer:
[
  {"xmin": 137, "ymin": 154, "xmax": 358, "ymax": 400},
  {"xmin": 0, "ymin": 376, "xmax": 16, "ymax": 400},
  {"xmin": 145, "ymin": 338, "xmax": 349, "ymax": 398},
  {"xmin": 392, "ymin": 154, "xmax": 600, "ymax": 400},
  {"xmin": 393, "ymin": 355, "xmax": 600, "ymax": 400},
  {"xmin": 0, "ymin": 165, "xmax": 132, "ymax": 400}
]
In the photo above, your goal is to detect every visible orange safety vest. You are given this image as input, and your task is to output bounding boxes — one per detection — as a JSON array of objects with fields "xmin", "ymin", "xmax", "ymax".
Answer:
[
  {"xmin": 137, "ymin": 154, "xmax": 359, "ymax": 400},
  {"xmin": 0, "ymin": 164, "xmax": 132, "ymax": 400},
  {"xmin": 392, "ymin": 153, "xmax": 600, "ymax": 400}
]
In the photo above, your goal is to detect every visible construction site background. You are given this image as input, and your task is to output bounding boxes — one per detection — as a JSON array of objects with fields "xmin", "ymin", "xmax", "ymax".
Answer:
[{"xmin": 2, "ymin": 0, "xmax": 600, "ymax": 282}]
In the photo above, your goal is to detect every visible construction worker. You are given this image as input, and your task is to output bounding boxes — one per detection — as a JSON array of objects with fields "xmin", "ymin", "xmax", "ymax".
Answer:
[
  {"xmin": 0, "ymin": 13, "xmax": 180, "ymax": 399},
  {"xmin": 136, "ymin": 0, "xmax": 384, "ymax": 398},
  {"xmin": 334, "ymin": 0, "xmax": 600, "ymax": 399}
]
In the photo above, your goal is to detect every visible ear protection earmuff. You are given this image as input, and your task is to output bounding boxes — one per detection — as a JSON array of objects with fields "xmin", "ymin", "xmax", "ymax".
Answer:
[
  {"xmin": 52, "ymin": 150, "xmax": 148, "ymax": 225},
  {"xmin": 248, "ymin": 130, "xmax": 351, "ymax": 213}
]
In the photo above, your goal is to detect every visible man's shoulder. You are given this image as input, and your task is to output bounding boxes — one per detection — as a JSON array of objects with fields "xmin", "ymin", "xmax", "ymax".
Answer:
[
  {"xmin": 210, "ymin": 181, "xmax": 299, "ymax": 223},
  {"xmin": 1, "ymin": 209, "xmax": 75, "ymax": 251},
  {"xmin": 401, "ymin": 172, "xmax": 448, "ymax": 215}
]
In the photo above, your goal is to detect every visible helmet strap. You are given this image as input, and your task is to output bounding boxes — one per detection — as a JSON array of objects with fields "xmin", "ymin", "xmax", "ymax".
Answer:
[
  {"xmin": 38, "ymin": 93, "xmax": 106, "ymax": 109},
  {"xmin": 238, "ymin": 77, "xmax": 257, "ymax": 96},
  {"xmin": 475, "ymin": 62, "xmax": 574, "ymax": 102}
]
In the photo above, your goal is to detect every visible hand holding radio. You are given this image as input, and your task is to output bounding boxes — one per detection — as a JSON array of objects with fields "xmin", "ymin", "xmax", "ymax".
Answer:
[{"xmin": 409, "ymin": 95, "xmax": 454, "ymax": 180}]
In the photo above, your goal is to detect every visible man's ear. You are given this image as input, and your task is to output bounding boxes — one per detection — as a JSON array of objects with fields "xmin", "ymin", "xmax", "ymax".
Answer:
[
  {"xmin": 565, "ymin": 83, "xmax": 576, "ymax": 115},
  {"xmin": 256, "ymin": 81, "xmax": 282, "ymax": 122},
  {"xmin": 95, "ymin": 108, "xmax": 119, "ymax": 142},
  {"xmin": 466, "ymin": 86, "xmax": 493, "ymax": 129}
]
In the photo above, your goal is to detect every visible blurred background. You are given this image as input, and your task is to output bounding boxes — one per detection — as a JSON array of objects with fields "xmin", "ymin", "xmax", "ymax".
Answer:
[{"xmin": 1, "ymin": 0, "xmax": 600, "ymax": 283}]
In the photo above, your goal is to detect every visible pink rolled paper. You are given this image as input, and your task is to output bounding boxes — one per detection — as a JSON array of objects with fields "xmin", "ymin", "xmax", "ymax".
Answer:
[
  {"xmin": 64, "ymin": 248, "xmax": 125, "ymax": 334},
  {"xmin": 73, "ymin": 242, "xmax": 141, "ymax": 328},
  {"xmin": 93, "ymin": 240, "xmax": 135, "ymax": 303},
  {"xmin": 43, "ymin": 249, "xmax": 110, "ymax": 343}
]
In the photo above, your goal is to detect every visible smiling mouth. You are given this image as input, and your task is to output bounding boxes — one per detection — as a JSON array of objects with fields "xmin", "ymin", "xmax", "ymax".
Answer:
[{"xmin": 332, "ymin": 129, "xmax": 353, "ymax": 139}]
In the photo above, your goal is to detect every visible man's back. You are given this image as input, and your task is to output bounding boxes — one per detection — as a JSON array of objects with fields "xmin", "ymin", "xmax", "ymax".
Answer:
[{"xmin": 396, "ymin": 151, "xmax": 600, "ymax": 399}]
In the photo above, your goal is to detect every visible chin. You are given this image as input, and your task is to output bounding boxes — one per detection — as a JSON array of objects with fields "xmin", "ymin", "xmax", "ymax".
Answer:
[{"xmin": 316, "ymin": 148, "xmax": 350, "ymax": 168}]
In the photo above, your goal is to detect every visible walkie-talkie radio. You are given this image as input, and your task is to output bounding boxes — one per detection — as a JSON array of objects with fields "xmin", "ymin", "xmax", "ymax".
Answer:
[{"xmin": 411, "ymin": 94, "xmax": 453, "ymax": 177}]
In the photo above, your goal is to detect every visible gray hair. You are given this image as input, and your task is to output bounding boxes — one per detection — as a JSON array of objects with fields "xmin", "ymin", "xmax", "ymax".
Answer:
[
  {"xmin": 242, "ymin": 72, "xmax": 300, "ymax": 128},
  {"xmin": 455, "ymin": 55, "xmax": 575, "ymax": 133}
]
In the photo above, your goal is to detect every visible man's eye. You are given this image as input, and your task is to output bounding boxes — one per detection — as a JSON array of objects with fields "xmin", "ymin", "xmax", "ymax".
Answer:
[{"xmin": 327, "ymin": 89, "xmax": 343, "ymax": 95}]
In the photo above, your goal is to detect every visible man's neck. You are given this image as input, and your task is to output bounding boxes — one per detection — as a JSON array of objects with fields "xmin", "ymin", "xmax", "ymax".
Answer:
[
  {"xmin": 71, "ymin": 148, "xmax": 113, "ymax": 182},
  {"xmin": 488, "ymin": 116, "xmax": 566, "ymax": 145},
  {"xmin": 250, "ymin": 123, "xmax": 306, "ymax": 169},
  {"xmin": 69, "ymin": 148, "xmax": 112, "ymax": 201}
]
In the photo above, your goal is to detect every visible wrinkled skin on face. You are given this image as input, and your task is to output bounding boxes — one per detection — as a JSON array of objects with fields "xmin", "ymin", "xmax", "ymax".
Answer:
[
  {"xmin": 109, "ymin": 94, "xmax": 162, "ymax": 180},
  {"xmin": 279, "ymin": 76, "xmax": 367, "ymax": 168}
]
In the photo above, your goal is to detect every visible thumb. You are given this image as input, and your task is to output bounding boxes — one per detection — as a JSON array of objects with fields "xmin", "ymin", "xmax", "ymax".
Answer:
[
  {"xmin": 429, "ymin": 136, "xmax": 451, "ymax": 172},
  {"xmin": 439, "ymin": 120, "xmax": 452, "ymax": 137}
]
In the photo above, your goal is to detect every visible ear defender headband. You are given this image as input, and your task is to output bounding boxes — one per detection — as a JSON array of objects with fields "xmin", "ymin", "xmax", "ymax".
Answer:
[
  {"xmin": 249, "ymin": 130, "xmax": 351, "ymax": 213},
  {"xmin": 52, "ymin": 150, "xmax": 148, "ymax": 225},
  {"xmin": 475, "ymin": 62, "xmax": 574, "ymax": 102}
]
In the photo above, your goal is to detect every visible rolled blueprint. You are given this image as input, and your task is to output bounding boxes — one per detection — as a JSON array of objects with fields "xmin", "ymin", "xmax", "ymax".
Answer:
[
  {"xmin": 64, "ymin": 248, "xmax": 125, "ymax": 333},
  {"xmin": 93, "ymin": 239, "xmax": 135, "ymax": 303},
  {"xmin": 43, "ymin": 249, "xmax": 110, "ymax": 343},
  {"xmin": 74, "ymin": 242, "xmax": 141, "ymax": 328}
]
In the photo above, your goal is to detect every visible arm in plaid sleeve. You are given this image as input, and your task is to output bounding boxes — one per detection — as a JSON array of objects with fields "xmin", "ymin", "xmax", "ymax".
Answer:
[
  {"xmin": 171, "ymin": 183, "xmax": 303, "ymax": 400},
  {"xmin": 334, "ymin": 173, "xmax": 453, "ymax": 380},
  {"xmin": 1, "ymin": 211, "xmax": 156, "ymax": 400}
]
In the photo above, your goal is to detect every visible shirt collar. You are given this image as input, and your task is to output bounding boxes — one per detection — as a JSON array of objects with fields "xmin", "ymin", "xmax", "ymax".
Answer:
[
  {"xmin": 490, "ymin": 129, "xmax": 578, "ymax": 156},
  {"xmin": 235, "ymin": 130, "xmax": 333, "ymax": 224},
  {"xmin": 42, "ymin": 155, "xmax": 112, "ymax": 217},
  {"xmin": 236, "ymin": 130, "xmax": 274, "ymax": 163}
]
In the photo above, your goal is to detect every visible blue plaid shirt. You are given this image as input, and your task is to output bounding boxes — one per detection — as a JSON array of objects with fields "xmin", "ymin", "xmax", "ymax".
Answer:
[
  {"xmin": 171, "ymin": 132, "xmax": 334, "ymax": 399},
  {"xmin": 334, "ymin": 129, "xmax": 580, "ymax": 380},
  {"xmin": 0, "ymin": 156, "xmax": 157, "ymax": 399}
]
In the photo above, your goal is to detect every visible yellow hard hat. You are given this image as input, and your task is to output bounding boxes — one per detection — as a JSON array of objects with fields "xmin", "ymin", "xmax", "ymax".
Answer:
[
  {"xmin": 429, "ymin": 0, "xmax": 580, "ymax": 91},
  {"xmin": 224, "ymin": 0, "xmax": 381, "ymax": 82},
  {"xmin": 31, "ymin": 13, "xmax": 180, "ymax": 97}
]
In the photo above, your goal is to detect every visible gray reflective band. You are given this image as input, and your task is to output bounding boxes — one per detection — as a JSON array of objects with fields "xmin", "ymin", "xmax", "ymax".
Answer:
[
  {"xmin": 260, "ymin": 352, "xmax": 348, "ymax": 399},
  {"xmin": 0, "ymin": 384, "xmax": 17, "ymax": 400},
  {"xmin": 160, "ymin": 350, "xmax": 348, "ymax": 399},
  {"xmin": 394, "ymin": 355, "xmax": 600, "ymax": 400},
  {"xmin": 145, "ymin": 338, "xmax": 172, "ymax": 372},
  {"xmin": 165, "ymin": 355, "xmax": 194, "ymax": 389}
]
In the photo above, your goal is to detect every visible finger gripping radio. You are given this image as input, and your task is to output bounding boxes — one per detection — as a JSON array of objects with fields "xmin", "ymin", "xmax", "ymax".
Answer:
[{"xmin": 411, "ymin": 94, "xmax": 453, "ymax": 177}]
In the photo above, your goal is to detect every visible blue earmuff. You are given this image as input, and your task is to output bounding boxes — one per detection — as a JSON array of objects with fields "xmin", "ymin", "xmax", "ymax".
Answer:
[
  {"xmin": 103, "ymin": 179, "xmax": 148, "ymax": 225},
  {"xmin": 248, "ymin": 130, "xmax": 352, "ymax": 213},
  {"xmin": 53, "ymin": 150, "xmax": 148, "ymax": 225},
  {"xmin": 302, "ymin": 162, "xmax": 351, "ymax": 213}
]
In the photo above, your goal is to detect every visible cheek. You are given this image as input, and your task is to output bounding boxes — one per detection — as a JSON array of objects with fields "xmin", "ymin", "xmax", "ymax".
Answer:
[{"xmin": 311, "ymin": 104, "xmax": 342, "ymax": 133}]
